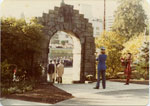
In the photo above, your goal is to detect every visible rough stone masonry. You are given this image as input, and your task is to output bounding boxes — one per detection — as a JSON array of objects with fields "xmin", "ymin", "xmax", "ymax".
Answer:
[{"xmin": 36, "ymin": 3, "xmax": 96, "ymax": 82}]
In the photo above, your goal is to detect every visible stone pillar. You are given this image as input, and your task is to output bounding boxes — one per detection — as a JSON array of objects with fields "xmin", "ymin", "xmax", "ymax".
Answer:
[{"xmin": 83, "ymin": 36, "xmax": 96, "ymax": 80}]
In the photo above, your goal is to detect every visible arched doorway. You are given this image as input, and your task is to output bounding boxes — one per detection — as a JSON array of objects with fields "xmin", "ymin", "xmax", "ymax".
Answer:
[
  {"xmin": 48, "ymin": 31, "xmax": 81, "ymax": 83},
  {"xmin": 37, "ymin": 3, "xmax": 96, "ymax": 83}
]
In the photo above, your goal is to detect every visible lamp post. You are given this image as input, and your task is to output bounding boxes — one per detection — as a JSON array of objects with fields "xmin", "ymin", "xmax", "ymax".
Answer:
[{"xmin": 103, "ymin": 0, "xmax": 106, "ymax": 31}]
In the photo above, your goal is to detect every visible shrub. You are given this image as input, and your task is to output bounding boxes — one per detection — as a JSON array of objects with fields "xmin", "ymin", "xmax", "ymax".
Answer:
[
  {"xmin": 133, "ymin": 62, "xmax": 149, "ymax": 80},
  {"xmin": 1, "ymin": 60, "xmax": 16, "ymax": 84}
]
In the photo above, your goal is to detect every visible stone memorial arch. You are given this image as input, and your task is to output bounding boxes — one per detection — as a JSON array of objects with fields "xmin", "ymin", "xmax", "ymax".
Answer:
[{"xmin": 37, "ymin": 2, "xmax": 96, "ymax": 82}]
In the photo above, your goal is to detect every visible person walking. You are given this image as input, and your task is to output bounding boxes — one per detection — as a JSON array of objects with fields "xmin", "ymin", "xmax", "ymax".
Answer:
[
  {"xmin": 121, "ymin": 53, "xmax": 132, "ymax": 85},
  {"xmin": 56, "ymin": 61, "xmax": 64, "ymax": 84},
  {"xmin": 47, "ymin": 60, "xmax": 55, "ymax": 84},
  {"xmin": 94, "ymin": 47, "xmax": 107, "ymax": 89}
]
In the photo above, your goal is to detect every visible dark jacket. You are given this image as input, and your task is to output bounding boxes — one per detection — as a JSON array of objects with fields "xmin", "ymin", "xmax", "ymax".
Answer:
[
  {"xmin": 97, "ymin": 54, "xmax": 107, "ymax": 71},
  {"xmin": 48, "ymin": 63, "xmax": 55, "ymax": 74}
]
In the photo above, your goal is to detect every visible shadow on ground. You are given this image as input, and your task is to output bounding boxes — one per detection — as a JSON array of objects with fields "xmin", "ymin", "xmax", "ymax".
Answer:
[
  {"xmin": 2, "ymin": 83, "xmax": 73, "ymax": 104},
  {"xmin": 95, "ymin": 88, "xmax": 148, "ymax": 99}
]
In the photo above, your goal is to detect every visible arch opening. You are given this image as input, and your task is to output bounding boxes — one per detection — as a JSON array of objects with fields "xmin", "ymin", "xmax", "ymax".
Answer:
[{"xmin": 48, "ymin": 31, "xmax": 81, "ymax": 84}]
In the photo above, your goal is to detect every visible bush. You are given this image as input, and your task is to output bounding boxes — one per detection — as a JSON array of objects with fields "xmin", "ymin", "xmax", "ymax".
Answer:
[
  {"xmin": 1, "ymin": 17, "xmax": 44, "ymax": 96},
  {"xmin": 15, "ymin": 63, "xmax": 42, "ymax": 81},
  {"xmin": 1, "ymin": 88, "xmax": 11, "ymax": 95},
  {"xmin": 1, "ymin": 60, "xmax": 16, "ymax": 84},
  {"xmin": 32, "ymin": 63, "xmax": 42, "ymax": 81},
  {"xmin": 131, "ymin": 40, "xmax": 149, "ymax": 80},
  {"xmin": 133, "ymin": 62, "xmax": 149, "ymax": 80},
  {"xmin": 1, "ymin": 81, "xmax": 35, "ymax": 96}
]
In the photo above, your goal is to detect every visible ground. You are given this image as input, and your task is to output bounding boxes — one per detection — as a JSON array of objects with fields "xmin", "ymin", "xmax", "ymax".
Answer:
[
  {"xmin": 109, "ymin": 79, "xmax": 149, "ymax": 85},
  {"xmin": 1, "ymin": 84, "xmax": 73, "ymax": 104},
  {"xmin": 54, "ymin": 81, "xmax": 149, "ymax": 106},
  {"xmin": 1, "ymin": 81, "xmax": 149, "ymax": 106},
  {"xmin": 1, "ymin": 68, "xmax": 149, "ymax": 105}
]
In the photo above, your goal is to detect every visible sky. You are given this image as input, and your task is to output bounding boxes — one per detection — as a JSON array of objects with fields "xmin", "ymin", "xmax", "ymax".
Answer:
[
  {"xmin": 0, "ymin": 0, "xmax": 149, "ymax": 18},
  {"xmin": 0, "ymin": 0, "xmax": 118, "ymax": 20},
  {"xmin": 0, "ymin": 0, "xmax": 149, "ymax": 28}
]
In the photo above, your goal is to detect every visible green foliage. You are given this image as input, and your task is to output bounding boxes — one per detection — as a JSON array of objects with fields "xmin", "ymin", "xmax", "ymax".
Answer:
[
  {"xmin": 112, "ymin": 0, "xmax": 147, "ymax": 39},
  {"xmin": 61, "ymin": 40, "xmax": 67, "ymax": 45},
  {"xmin": 121, "ymin": 35, "xmax": 149, "ymax": 80},
  {"xmin": 1, "ymin": 81, "xmax": 35, "ymax": 95},
  {"xmin": 134, "ymin": 62, "xmax": 149, "ymax": 80},
  {"xmin": 1, "ymin": 60, "xmax": 16, "ymax": 84},
  {"xmin": 121, "ymin": 34, "xmax": 146, "ymax": 60},
  {"xmin": 134, "ymin": 40, "xmax": 149, "ymax": 80},
  {"xmin": 1, "ymin": 17, "xmax": 45, "ymax": 81},
  {"xmin": 95, "ymin": 31, "xmax": 125, "ymax": 78},
  {"xmin": 139, "ymin": 40, "xmax": 149, "ymax": 63},
  {"xmin": 146, "ymin": 22, "xmax": 149, "ymax": 35}
]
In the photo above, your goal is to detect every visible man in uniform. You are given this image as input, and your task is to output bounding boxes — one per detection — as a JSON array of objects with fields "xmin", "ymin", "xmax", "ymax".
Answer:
[{"xmin": 94, "ymin": 47, "xmax": 107, "ymax": 89}]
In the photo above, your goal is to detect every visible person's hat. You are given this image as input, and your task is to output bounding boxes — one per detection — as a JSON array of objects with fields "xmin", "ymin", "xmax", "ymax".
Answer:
[{"xmin": 100, "ymin": 46, "xmax": 105, "ymax": 50}]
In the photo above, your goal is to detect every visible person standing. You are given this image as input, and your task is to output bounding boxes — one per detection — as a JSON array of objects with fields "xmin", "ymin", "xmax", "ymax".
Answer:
[
  {"xmin": 94, "ymin": 47, "xmax": 107, "ymax": 89},
  {"xmin": 56, "ymin": 61, "xmax": 64, "ymax": 84},
  {"xmin": 53, "ymin": 59, "xmax": 57, "ymax": 83},
  {"xmin": 123, "ymin": 53, "xmax": 132, "ymax": 85},
  {"xmin": 47, "ymin": 60, "xmax": 55, "ymax": 84}
]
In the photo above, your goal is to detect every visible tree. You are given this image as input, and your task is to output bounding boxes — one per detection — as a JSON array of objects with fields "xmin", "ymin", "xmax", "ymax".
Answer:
[
  {"xmin": 134, "ymin": 39, "xmax": 149, "ymax": 80},
  {"xmin": 121, "ymin": 34, "xmax": 146, "ymax": 61},
  {"xmin": 1, "ymin": 17, "xmax": 45, "ymax": 80},
  {"xmin": 146, "ymin": 22, "xmax": 149, "ymax": 35},
  {"xmin": 112, "ymin": 0, "xmax": 147, "ymax": 39},
  {"xmin": 121, "ymin": 34, "xmax": 149, "ymax": 80},
  {"xmin": 139, "ymin": 40, "xmax": 149, "ymax": 64},
  {"xmin": 95, "ymin": 31, "xmax": 125, "ymax": 78}
]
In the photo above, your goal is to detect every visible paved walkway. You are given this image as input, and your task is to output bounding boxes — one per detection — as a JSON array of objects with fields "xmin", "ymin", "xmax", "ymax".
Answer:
[
  {"xmin": 62, "ymin": 67, "xmax": 74, "ymax": 84},
  {"xmin": 1, "ymin": 81, "xmax": 149, "ymax": 106},
  {"xmin": 0, "ymin": 98, "xmax": 51, "ymax": 106},
  {"xmin": 54, "ymin": 81, "xmax": 149, "ymax": 106}
]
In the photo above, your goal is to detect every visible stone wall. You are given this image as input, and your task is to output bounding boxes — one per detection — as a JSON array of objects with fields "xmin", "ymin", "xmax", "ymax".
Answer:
[{"xmin": 37, "ymin": 4, "xmax": 96, "ymax": 82}]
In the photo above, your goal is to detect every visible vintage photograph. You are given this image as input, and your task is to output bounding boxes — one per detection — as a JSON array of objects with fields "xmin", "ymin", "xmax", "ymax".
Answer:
[{"xmin": 0, "ymin": 0, "xmax": 149, "ymax": 105}]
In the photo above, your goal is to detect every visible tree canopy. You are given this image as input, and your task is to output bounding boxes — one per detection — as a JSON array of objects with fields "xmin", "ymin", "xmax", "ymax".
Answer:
[
  {"xmin": 1, "ymin": 17, "xmax": 45, "ymax": 80},
  {"xmin": 112, "ymin": 0, "xmax": 147, "ymax": 39}
]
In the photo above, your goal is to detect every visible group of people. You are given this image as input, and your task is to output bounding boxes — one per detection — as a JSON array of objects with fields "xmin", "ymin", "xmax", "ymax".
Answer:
[
  {"xmin": 51, "ymin": 57, "xmax": 73, "ymax": 67},
  {"xmin": 48, "ymin": 47, "xmax": 132, "ymax": 87},
  {"xmin": 47, "ymin": 60, "xmax": 64, "ymax": 84},
  {"xmin": 94, "ymin": 47, "xmax": 132, "ymax": 89}
]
